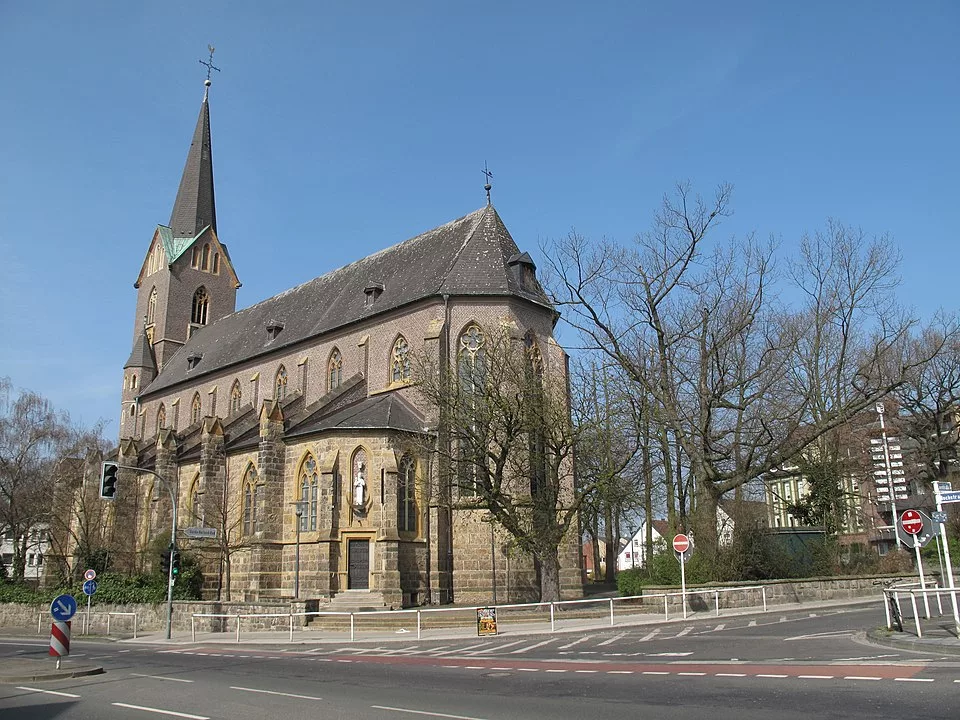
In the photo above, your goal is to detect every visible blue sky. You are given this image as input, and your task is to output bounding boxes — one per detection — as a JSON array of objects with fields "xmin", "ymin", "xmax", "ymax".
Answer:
[{"xmin": 1, "ymin": 1, "xmax": 957, "ymax": 436}]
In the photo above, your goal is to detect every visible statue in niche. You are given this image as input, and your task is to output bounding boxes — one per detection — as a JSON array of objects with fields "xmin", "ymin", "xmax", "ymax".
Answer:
[{"xmin": 353, "ymin": 462, "xmax": 366, "ymax": 510}]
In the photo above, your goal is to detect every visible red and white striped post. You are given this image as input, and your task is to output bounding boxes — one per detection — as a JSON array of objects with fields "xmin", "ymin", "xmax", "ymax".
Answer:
[{"xmin": 49, "ymin": 621, "xmax": 71, "ymax": 669}]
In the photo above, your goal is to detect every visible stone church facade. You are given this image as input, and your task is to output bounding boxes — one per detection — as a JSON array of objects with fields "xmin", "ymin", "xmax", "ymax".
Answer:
[{"xmin": 107, "ymin": 82, "xmax": 582, "ymax": 607}]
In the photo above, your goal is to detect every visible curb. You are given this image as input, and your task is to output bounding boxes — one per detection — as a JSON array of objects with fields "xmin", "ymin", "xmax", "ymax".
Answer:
[
  {"xmin": 865, "ymin": 628, "xmax": 960, "ymax": 657},
  {"xmin": 0, "ymin": 665, "xmax": 105, "ymax": 684}
]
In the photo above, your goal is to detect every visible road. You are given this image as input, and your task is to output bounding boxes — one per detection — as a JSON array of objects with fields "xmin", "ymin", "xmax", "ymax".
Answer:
[{"xmin": 2, "ymin": 603, "xmax": 958, "ymax": 720}]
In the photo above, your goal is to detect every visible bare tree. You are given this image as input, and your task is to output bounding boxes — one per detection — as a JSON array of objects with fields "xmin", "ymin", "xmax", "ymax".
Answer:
[
  {"xmin": 0, "ymin": 378, "xmax": 71, "ymax": 581},
  {"xmin": 414, "ymin": 329, "xmax": 592, "ymax": 602},
  {"xmin": 545, "ymin": 184, "xmax": 941, "ymax": 555}
]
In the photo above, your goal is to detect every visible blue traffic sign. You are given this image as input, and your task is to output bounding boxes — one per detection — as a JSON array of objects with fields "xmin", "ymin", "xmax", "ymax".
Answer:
[
  {"xmin": 50, "ymin": 594, "xmax": 77, "ymax": 622},
  {"xmin": 938, "ymin": 490, "xmax": 960, "ymax": 504},
  {"xmin": 82, "ymin": 580, "xmax": 98, "ymax": 596}
]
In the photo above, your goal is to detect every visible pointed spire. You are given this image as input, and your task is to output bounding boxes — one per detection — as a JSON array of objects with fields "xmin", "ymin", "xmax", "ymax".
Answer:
[{"xmin": 169, "ymin": 88, "xmax": 217, "ymax": 238}]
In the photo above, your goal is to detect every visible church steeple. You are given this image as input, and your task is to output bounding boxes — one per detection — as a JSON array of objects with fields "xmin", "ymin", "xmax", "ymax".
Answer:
[{"xmin": 169, "ymin": 85, "xmax": 217, "ymax": 238}]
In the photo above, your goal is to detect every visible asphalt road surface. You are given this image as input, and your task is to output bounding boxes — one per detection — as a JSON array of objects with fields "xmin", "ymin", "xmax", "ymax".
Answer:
[{"xmin": 2, "ymin": 603, "xmax": 958, "ymax": 720}]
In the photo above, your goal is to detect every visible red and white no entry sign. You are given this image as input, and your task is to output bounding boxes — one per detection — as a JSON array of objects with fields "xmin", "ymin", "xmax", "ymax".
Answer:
[
  {"xmin": 673, "ymin": 533, "xmax": 690, "ymax": 553},
  {"xmin": 900, "ymin": 509, "xmax": 923, "ymax": 535}
]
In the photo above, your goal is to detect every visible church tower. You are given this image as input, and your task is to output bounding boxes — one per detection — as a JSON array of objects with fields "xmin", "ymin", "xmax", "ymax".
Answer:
[{"xmin": 121, "ymin": 75, "xmax": 240, "ymax": 439}]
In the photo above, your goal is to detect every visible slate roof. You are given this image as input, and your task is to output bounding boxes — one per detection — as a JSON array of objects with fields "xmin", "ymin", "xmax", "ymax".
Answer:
[
  {"xmin": 125, "ymin": 329, "xmax": 157, "ymax": 372},
  {"xmin": 140, "ymin": 203, "xmax": 552, "ymax": 397},
  {"xmin": 169, "ymin": 93, "xmax": 217, "ymax": 239},
  {"xmin": 287, "ymin": 392, "xmax": 426, "ymax": 438}
]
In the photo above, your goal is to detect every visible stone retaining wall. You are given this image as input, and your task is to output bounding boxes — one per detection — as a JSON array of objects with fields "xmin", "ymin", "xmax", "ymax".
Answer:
[{"xmin": 1, "ymin": 575, "xmax": 906, "ymax": 634}]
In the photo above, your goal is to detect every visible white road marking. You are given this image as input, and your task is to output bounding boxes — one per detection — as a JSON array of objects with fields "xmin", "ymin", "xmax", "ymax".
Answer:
[
  {"xmin": 747, "ymin": 620, "xmax": 757, "ymax": 627},
  {"xmin": 558, "ymin": 636, "xmax": 589, "ymax": 650},
  {"xmin": 0, "ymin": 642, "xmax": 47, "ymax": 646},
  {"xmin": 16, "ymin": 686, "xmax": 80, "ymax": 698},
  {"xmin": 545, "ymin": 669, "xmax": 567, "ymax": 673},
  {"xmin": 112, "ymin": 703, "xmax": 209, "ymax": 719},
  {"xmin": 784, "ymin": 631, "xmax": 851, "ymax": 641},
  {"xmin": 575, "ymin": 670, "xmax": 598, "ymax": 673},
  {"xmin": 516, "ymin": 668, "xmax": 538, "ymax": 672},
  {"xmin": 642, "ymin": 671, "xmax": 669, "ymax": 675},
  {"xmin": 797, "ymin": 675, "xmax": 834, "ymax": 679},
  {"xmin": 464, "ymin": 640, "xmax": 526, "ymax": 654},
  {"xmin": 465, "ymin": 666, "xmax": 485, "ymax": 670},
  {"xmin": 830, "ymin": 654, "xmax": 898, "ymax": 662},
  {"xmin": 647, "ymin": 652, "xmax": 692, "ymax": 657},
  {"xmin": 433, "ymin": 643, "xmax": 489, "ymax": 656},
  {"xmin": 230, "ymin": 686, "xmax": 323, "ymax": 700},
  {"xmin": 372, "ymin": 705, "xmax": 490, "ymax": 720},
  {"xmin": 131, "ymin": 673, "xmax": 194, "ymax": 683},
  {"xmin": 716, "ymin": 673, "xmax": 746, "ymax": 677},
  {"xmin": 844, "ymin": 676, "xmax": 881, "ymax": 681},
  {"xmin": 509, "ymin": 639, "xmax": 557, "ymax": 654},
  {"xmin": 489, "ymin": 667, "xmax": 511, "ymax": 671},
  {"xmin": 597, "ymin": 632, "xmax": 627, "ymax": 647},
  {"xmin": 711, "ymin": 624, "xmax": 725, "ymax": 632},
  {"xmin": 894, "ymin": 678, "xmax": 934, "ymax": 683},
  {"xmin": 677, "ymin": 672, "xmax": 706, "ymax": 676},
  {"xmin": 756, "ymin": 674, "xmax": 787, "ymax": 679},
  {"xmin": 607, "ymin": 670, "xmax": 633, "ymax": 674},
  {"xmin": 637, "ymin": 629, "xmax": 661, "ymax": 642},
  {"xmin": 675, "ymin": 627, "xmax": 693, "ymax": 637}
]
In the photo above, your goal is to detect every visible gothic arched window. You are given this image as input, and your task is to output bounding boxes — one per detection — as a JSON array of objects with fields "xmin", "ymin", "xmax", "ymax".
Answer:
[
  {"xmin": 242, "ymin": 464, "xmax": 260, "ymax": 536},
  {"xmin": 275, "ymin": 365, "xmax": 288, "ymax": 401},
  {"xmin": 201, "ymin": 243, "xmax": 210, "ymax": 271},
  {"xmin": 212, "ymin": 252, "xmax": 220, "ymax": 274},
  {"xmin": 458, "ymin": 324, "xmax": 486, "ymax": 394},
  {"xmin": 156, "ymin": 403, "xmax": 166, "ymax": 432},
  {"xmin": 230, "ymin": 380, "xmax": 242, "ymax": 415},
  {"xmin": 191, "ymin": 392, "xmax": 202, "ymax": 425},
  {"xmin": 391, "ymin": 336, "xmax": 410, "ymax": 383},
  {"xmin": 398, "ymin": 455, "xmax": 417, "ymax": 533},
  {"xmin": 328, "ymin": 348, "xmax": 342, "ymax": 392},
  {"xmin": 192, "ymin": 287, "xmax": 209, "ymax": 325},
  {"xmin": 147, "ymin": 287, "xmax": 158, "ymax": 325},
  {"xmin": 299, "ymin": 454, "xmax": 319, "ymax": 532}
]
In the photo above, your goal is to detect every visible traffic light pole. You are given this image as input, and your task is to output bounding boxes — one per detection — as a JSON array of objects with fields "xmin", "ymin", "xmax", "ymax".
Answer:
[{"xmin": 115, "ymin": 464, "xmax": 178, "ymax": 640}]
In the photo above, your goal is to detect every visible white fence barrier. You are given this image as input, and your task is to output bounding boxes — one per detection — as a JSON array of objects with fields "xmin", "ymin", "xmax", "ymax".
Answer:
[{"xmin": 188, "ymin": 583, "xmax": 769, "ymax": 643}]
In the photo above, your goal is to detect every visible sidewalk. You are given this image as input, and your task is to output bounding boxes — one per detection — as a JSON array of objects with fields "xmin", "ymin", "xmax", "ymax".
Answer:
[{"xmin": 4, "ymin": 595, "xmax": 957, "ymax": 682}]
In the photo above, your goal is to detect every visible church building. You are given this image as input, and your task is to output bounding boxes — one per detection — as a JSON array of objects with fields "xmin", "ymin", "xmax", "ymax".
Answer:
[{"xmin": 110, "ymin": 77, "xmax": 582, "ymax": 607}]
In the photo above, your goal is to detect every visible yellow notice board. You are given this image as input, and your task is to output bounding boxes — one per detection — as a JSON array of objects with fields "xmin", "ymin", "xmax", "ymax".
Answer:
[{"xmin": 477, "ymin": 607, "xmax": 498, "ymax": 636}]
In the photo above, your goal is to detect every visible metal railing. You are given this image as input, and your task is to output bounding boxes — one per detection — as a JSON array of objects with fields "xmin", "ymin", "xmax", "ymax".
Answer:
[
  {"xmin": 882, "ymin": 581, "xmax": 959, "ymax": 638},
  {"xmin": 189, "ymin": 583, "xmax": 768, "ymax": 643},
  {"xmin": 37, "ymin": 611, "xmax": 139, "ymax": 639}
]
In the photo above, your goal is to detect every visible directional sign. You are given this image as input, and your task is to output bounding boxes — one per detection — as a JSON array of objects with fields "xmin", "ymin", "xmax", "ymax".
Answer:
[
  {"xmin": 83, "ymin": 569, "xmax": 96, "ymax": 581},
  {"xmin": 50, "ymin": 594, "xmax": 77, "ymax": 622},
  {"xmin": 934, "ymin": 481, "xmax": 953, "ymax": 493},
  {"xmin": 900, "ymin": 509, "xmax": 924, "ymax": 535},
  {"xmin": 938, "ymin": 490, "xmax": 960, "ymax": 504},
  {"xmin": 932, "ymin": 511, "xmax": 948, "ymax": 524},
  {"xmin": 82, "ymin": 580, "xmax": 98, "ymax": 596},
  {"xmin": 183, "ymin": 526, "xmax": 218, "ymax": 539},
  {"xmin": 673, "ymin": 534, "xmax": 690, "ymax": 553}
]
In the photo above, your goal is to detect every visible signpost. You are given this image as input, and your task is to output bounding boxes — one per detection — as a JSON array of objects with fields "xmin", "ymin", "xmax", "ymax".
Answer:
[
  {"xmin": 82, "ymin": 579, "xmax": 97, "ymax": 635},
  {"xmin": 673, "ymin": 534, "xmax": 692, "ymax": 620},
  {"xmin": 900, "ymin": 509, "xmax": 932, "ymax": 618},
  {"xmin": 84, "ymin": 568, "xmax": 97, "ymax": 581},
  {"xmin": 49, "ymin": 594, "xmax": 76, "ymax": 669},
  {"xmin": 933, "ymin": 483, "xmax": 960, "ymax": 636}
]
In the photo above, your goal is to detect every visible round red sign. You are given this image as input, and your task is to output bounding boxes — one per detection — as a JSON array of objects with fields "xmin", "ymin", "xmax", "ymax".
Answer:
[
  {"xmin": 673, "ymin": 533, "xmax": 690, "ymax": 553},
  {"xmin": 900, "ymin": 509, "xmax": 923, "ymax": 535}
]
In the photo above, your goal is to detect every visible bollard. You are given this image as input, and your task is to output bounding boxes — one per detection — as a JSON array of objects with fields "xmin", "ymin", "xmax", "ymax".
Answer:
[
  {"xmin": 909, "ymin": 593, "xmax": 922, "ymax": 638},
  {"xmin": 350, "ymin": 613, "xmax": 355, "ymax": 642},
  {"xmin": 550, "ymin": 603, "xmax": 555, "ymax": 632},
  {"xmin": 417, "ymin": 610, "xmax": 421, "ymax": 640},
  {"xmin": 236, "ymin": 614, "xmax": 241, "ymax": 643},
  {"xmin": 609, "ymin": 598, "xmax": 614, "ymax": 627}
]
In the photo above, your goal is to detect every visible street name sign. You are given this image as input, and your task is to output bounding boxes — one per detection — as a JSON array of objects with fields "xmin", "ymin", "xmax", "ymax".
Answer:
[
  {"xmin": 183, "ymin": 526, "xmax": 218, "ymax": 539},
  {"xmin": 937, "ymin": 490, "xmax": 960, "ymax": 504}
]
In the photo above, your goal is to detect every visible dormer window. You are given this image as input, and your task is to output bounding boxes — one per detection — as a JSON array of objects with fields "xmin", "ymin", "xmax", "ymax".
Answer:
[
  {"xmin": 364, "ymin": 282, "xmax": 384, "ymax": 306},
  {"xmin": 266, "ymin": 321, "xmax": 284, "ymax": 341},
  {"xmin": 187, "ymin": 352, "xmax": 203, "ymax": 370},
  {"xmin": 507, "ymin": 252, "xmax": 537, "ymax": 290}
]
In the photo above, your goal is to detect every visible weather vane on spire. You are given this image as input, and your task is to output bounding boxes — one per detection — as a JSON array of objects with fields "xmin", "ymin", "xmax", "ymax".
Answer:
[
  {"xmin": 482, "ymin": 162, "xmax": 493, "ymax": 205},
  {"xmin": 199, "ymin": 45, "xmax": 221, "ymax": 87}
]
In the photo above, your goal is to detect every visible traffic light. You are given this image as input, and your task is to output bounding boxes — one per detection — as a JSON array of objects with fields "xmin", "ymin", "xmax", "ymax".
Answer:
[
  {"xmin": 171, "ymin": 550, "xmax": 181, "ymax": 577},
  {"xmin": 100, "ymin": 461, "xmax": 119, "ymax": 499},
  {"xmin": 159, "ymin": 547, "xmax": 171, "ymax": 575}
]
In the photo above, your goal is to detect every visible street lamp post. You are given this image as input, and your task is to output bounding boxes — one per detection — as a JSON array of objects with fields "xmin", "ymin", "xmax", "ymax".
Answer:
[
  {"xmin": 876, "ymin": 403, "xmax": 901, "ymax": 550},
  {"xmin": 293, "ymin": 502, "xmax": 304, "ymax": 599}
]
